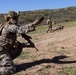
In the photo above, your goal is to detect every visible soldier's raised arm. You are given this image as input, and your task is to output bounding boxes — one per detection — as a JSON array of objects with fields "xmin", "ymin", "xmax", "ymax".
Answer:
[
  {"xmin": 2, "ymin": 11, "xmax": 44, "ymax": 34},
  {"xmin": 1, "ymin": 11, "xmax": 44, "ymax": 45},
  {"xmin": 18, "ymin": 16, "xmax": 44, "ymax": 33}
]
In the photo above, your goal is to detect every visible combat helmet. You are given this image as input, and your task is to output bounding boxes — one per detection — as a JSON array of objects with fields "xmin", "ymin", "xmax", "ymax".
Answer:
[{"xmin": 5, "ymin": 11, "xmax": 20, "ymax": 24}]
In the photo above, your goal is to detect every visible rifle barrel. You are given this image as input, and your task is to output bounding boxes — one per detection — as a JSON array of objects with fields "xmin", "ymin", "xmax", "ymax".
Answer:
[{"xmin": 34, "ymin": 46, "xmax": 39, "ymax": 51}]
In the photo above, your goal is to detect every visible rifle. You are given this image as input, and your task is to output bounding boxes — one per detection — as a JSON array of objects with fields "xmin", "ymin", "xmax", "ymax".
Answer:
[
  {"xmin": 30, "ymin": 41, "xmax": 39, "ymax": 51},
  {"xmin": 21, "ymin": 34, "xmax": 39, "ymax": 51},
  {"xmin": 25, "ymin": 41, "xmax": 39, "ymax": 51},
  {"xmin": 34, "ymin": 46, "xmax": 39, "ymax": 51}
]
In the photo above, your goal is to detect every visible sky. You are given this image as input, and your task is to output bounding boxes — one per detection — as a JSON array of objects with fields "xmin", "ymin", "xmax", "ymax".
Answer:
[{"xmin": 0, "ymin": 0, "xmax": 76, "ymax": 13}]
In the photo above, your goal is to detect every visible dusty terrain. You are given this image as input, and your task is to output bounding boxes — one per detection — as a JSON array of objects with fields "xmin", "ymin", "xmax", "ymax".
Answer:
[{"xmin": 14, "ymin": 27, "xmax": 76, "ymax": 75}]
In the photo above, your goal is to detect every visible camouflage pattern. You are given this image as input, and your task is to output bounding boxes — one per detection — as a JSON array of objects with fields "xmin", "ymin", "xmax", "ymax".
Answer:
[
  {"xmin": 0, "ymin": 11, "xmax": 44, "ymax": 75},
  {"xmin": 0, "ymin": 52, "xmax": 16, "ymax": 75},
  {"xmin": 21, "ymin": 23, "xmax": 36, "ymax": 32},
  {"xmin": 46, "ymin": 17, "xmax": 52, "ymax": 33},
  {"xmin": 0, "ymin": 21, "xmax": 37, "ymax": 75}
]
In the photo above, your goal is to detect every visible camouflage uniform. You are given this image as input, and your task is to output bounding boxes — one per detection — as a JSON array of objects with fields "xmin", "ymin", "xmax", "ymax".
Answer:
[
  {"xmin": 46, "ymin": 17, "xmax": 52, "ymax": 33},
  {"xmin": 0, "ymin": 11, "xmax": 38, "ymax": 75}
]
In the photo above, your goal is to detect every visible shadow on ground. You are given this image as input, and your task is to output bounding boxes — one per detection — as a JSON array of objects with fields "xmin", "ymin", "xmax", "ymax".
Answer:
[{"xmin": 15, "ymin": 55, "xmax": 76, "ymax": 73}]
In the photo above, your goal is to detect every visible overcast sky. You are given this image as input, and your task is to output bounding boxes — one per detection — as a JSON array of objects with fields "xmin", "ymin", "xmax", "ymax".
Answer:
[{"xmin": 0, "ymin": 0, "xmax": 76, "ymax": 13}]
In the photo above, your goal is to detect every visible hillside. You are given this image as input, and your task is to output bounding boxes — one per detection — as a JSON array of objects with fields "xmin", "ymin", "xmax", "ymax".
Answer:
[{"xmin": 0, "ymin": 6, "xmax": 76, "ymax": 25}]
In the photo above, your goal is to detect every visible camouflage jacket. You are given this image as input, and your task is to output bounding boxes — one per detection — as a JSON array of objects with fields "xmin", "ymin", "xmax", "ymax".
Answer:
[{"xmin": 0, "ymin": 23, "xmax": 34, "ymax": 50}]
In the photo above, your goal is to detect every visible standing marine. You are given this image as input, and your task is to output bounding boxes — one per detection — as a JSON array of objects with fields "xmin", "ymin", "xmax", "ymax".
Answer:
[{"xmin": 46, "ymin": 17, "xmax": 52, "ymax": 33}]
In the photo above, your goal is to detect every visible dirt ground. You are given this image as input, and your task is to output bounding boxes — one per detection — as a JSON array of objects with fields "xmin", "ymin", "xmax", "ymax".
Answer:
[{"xmin": 14, "ymin": 27, "xmax": 76, "ymax": 75}]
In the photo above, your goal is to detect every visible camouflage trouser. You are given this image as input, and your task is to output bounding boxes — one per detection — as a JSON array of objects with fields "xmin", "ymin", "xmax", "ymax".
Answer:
[
  {"xmin": 0, "ymin": 51, "xmax": 16, "ymax": 75},
  {"xmin": 46, "ymin": 24, "xmax": 52, "ymax": 33},
  {"xmin": 0, "ymin": 42, "xmax": 24, "ymax": 75}
]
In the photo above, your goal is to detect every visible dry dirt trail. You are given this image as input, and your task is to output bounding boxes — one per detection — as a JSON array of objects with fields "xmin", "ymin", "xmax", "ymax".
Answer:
[{"xmin": 15, "ymin": 27, "xmax": 76, "ymax": 75}]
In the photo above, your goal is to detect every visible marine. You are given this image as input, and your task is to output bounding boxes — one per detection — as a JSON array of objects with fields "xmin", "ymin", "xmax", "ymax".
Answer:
[
  {"xmin": 46, "ymin": 17, "xmax": 52, "ymax": 33},
  {"xmin": 0, "ymin": 11, "xmax": 44, "ymax": 75}
]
